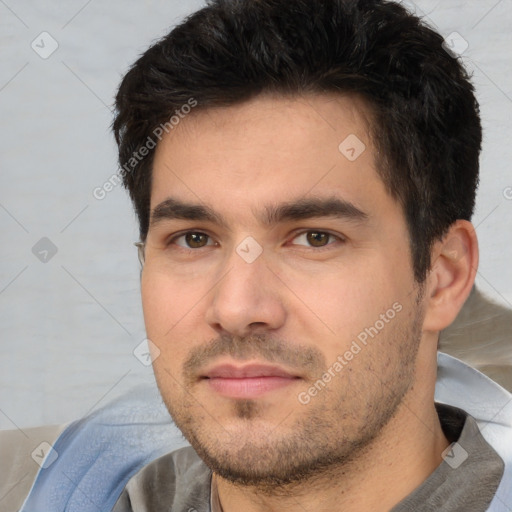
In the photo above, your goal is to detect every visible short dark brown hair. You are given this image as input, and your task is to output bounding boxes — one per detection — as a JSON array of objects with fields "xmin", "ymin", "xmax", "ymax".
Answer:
[{"xmin": 113, "ymin": 0, "xmax": 481, "ymax": 281}]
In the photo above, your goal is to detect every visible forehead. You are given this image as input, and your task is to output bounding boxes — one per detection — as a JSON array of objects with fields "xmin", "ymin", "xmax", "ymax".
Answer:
[{"xmin": 149, "ymin": 92, "xmax": 391, "ymax": 226}]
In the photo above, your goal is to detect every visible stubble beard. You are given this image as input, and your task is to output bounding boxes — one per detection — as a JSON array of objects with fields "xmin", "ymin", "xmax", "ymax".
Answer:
[{"xmin": 157, "ymin": 297, "xmax": 424, "ymax": 495}]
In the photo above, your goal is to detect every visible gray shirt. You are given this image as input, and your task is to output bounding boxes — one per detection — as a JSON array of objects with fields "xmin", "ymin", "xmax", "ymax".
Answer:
[{"xmin": 113, "ymin": 404, "xmax": 504, "ymax": 512}]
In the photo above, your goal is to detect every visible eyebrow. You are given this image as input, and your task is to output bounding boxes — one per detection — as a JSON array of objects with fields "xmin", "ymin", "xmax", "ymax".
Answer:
[
  {"xmin": 263, "ymin": 196, "xmax": 368, "ymax": 225},
  {"xmin": 149, "ymin": 196, "xmax": 368, "ymax": 230}
]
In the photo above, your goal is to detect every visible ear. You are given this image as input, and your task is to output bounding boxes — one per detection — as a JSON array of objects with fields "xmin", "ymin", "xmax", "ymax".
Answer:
[{"xmin": 422, "ymin": 220, "xmax": 479, "ymax": 332}]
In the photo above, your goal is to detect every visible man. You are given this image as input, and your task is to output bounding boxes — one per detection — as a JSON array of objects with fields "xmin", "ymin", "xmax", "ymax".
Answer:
[
  {"xmin": 10, "ymin": 0, "xmax": 512, "ymax": 511},
  {"xmin": 106, "ymin": 0, "xmax": 512, "ymax": 510}
]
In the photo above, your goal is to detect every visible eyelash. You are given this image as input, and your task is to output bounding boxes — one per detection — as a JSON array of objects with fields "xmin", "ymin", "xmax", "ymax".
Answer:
[{"xmin": 166, "ymin": 230, "xmax": 345, "ymax": 253}]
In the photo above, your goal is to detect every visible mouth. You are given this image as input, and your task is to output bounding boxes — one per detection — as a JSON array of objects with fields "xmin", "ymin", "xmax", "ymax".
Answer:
[{"xmin": 201, "ymin": 363, "xmax": 301, "ymax": 399}]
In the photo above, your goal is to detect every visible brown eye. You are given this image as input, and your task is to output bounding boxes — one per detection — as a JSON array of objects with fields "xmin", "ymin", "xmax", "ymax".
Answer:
[
  {"xmin": 291, "ymin": 230, "xmax": 343, "ymax": 249},
  {"xmin": 306, "ymin": 231, "xmax": 330, "ymax": 247},
  {"xmin": 184, "ymin": 232, "xmax": 210, "ymax": 248}
]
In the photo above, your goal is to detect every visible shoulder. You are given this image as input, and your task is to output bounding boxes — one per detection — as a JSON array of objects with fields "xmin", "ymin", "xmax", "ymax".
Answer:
[
  {"xmin": 436, "ymin": 352, "xmax": 512, "ymax": 509},
  {"xmin": 113, "ymin": 446, "xmax": 212, "ymax": 512}
]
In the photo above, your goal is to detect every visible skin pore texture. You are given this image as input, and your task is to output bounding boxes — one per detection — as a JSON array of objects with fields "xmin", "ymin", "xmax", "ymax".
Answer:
[{"xmin": 140, "ymin": 93, "xmax": 478, "ymax": 512}]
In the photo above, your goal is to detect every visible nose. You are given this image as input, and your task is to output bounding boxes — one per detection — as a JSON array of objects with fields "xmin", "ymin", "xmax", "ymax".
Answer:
[{"xmin": 204, "ymin": 245, "xmax": 287, "ymax": 338}]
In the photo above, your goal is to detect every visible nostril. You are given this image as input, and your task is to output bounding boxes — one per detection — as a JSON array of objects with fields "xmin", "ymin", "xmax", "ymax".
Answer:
[{"xmin": 249, "ymin": 322, "xmax": 267, "ymax": 329}]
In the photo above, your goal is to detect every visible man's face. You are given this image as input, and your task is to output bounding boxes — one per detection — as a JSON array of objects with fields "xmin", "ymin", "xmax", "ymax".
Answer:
[{"xmin": 142, "ymin": 94, "xmax": 426, "ymax": 487}]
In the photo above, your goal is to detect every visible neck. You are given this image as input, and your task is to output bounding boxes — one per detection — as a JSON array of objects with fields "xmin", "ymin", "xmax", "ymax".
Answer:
[{"xmin": 215, "ymin": 363, "xmax": 449, "ymax": 512}]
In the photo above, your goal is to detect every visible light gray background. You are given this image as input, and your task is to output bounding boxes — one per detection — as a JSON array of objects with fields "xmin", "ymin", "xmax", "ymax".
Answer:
[{"xmin": 0, "ymin": 0, "xmax": 511, "ymax": 430}]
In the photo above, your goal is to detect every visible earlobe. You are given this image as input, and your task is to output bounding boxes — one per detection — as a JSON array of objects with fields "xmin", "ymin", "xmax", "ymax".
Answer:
[{"xmin": 422, "ymin": 220, "xmax": 479, "ymax": 332}]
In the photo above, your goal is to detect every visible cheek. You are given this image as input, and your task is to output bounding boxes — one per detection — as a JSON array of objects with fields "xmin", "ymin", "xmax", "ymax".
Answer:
[
  {"xmin": 141, "ymin": 270, "xmax": 189, "ymax": 362},
  {"xmin": 141, "ymin": 267, "xmax": 214, "ymax": 377},
  {"xmin": 141, "ymin": 267, "xmax": 200, "ymax": 330},
  {"xmin": 286, "ymin": 261, "xmax": 410, "ymax": 357},
  {"xmin": 141, "ymin": 270, "xmax": 170, "ymax": 334},
  {"xmin": 289, "ymin": 260, "xmax": 388, "ymax": 316}
]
